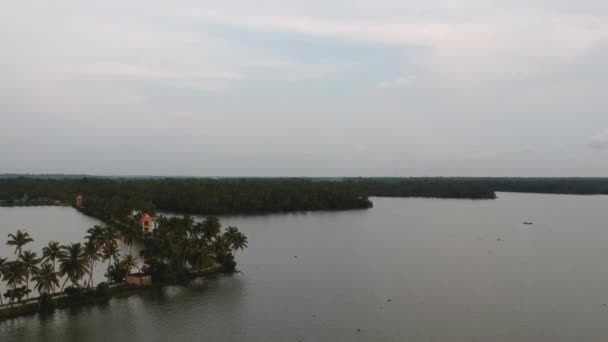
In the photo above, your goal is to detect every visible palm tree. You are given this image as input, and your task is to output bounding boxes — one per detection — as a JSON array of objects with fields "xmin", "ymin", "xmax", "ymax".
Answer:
[
  {"xmin": 102, "ymin": 242, "xmax": 121, "ymax": 281},
  {"xmin": 42, "ymin": 241, "xmax": 65, "ymax": 274},
  {"xmin": 7, "ymin": 230, "xmax": 33, "ymax": 258},
  {"xmin": 19, "ymin": 250, "xmax": 40, "ymax": 300},
  {"xmin": 86, "ymin": 225, "xmax": 105, "ymax": 252},
  {"xmin": 2, "ymin": 262, "xmax": 26, "ymax": 307},
  {"xmin": 202, "ymin": 216, "xmax": 221, "ymax": 241},
  {"xmin": 120, "ymin": 254, "xmax": 139, "ymax": 275},
  {"xmin": 0, "ymin": 257, "xmax": 6, "ymax": 306},
  {"xmin": 58, "ymin": 243, "xmax": 89, "ymax": 290},
  {"xmin": 83, "ymin": 240, "xmax": 100, "ymax": 287},
  {"xmin": 212, "ymin": 234, "xmax": 231, "ymax": 261},
  {"xmin": 103, "ymin": 226, "xmax": 119, "ymax": 246},
  {"xmin": 33, "ymin": 263, "xmax": 59, "ymax": 297},
  {"xmin": 120, "ymin": 225, "xmax": 141, "ymax": 256},
  {"xmin": 231, "ymin": 231, "xmax": 248, "ymax": 256},
  {"xmin": 225, "ymin": 226, "xmax": 239, "ymax": 239}
]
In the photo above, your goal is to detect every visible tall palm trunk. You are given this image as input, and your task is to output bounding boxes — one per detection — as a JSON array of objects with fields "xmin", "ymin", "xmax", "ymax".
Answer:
[
  {"xmin": 52, "ymin": 259, "xmax": 57, "ymax": 293},
  {"xmin": 89, "ymin": 260, "xmax": 95, "ymax": 287},
  {"xmin": 25, "ymin": 273, "xmax": 30, "ymax": 300},
  {"xmin": 61, "ymin": 276, "xmax": 70, "ymax": 291},
  {"xmin": 10, "ymin": 283, "xmax": 16, "ymax": 307}
]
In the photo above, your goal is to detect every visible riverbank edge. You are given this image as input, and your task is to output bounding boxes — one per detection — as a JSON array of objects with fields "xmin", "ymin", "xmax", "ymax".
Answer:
[{"xmin": 0, "ymin": 265, "xmax": 225, "ymax": 321}]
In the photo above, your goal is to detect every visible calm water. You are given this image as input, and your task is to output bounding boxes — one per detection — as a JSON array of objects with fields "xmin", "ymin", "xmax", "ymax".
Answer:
[{"xmin": 3, "ymin": 193, "xmax": 608, "ymax": 341}]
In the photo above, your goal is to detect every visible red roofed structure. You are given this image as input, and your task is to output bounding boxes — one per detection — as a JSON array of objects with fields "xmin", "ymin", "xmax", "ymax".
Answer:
[
  {"xmin": 76, "ymin": 194, "xmax": 83, "ymax": 208},
  {"xmin": 140, "ymin": 214, "xmax": 155, "ymax": 234}
]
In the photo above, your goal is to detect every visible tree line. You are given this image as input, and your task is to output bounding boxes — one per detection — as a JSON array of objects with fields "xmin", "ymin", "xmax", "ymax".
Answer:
[
  {"xmin": 4, "ymin": 177, "xmax": 608, "ymax": 221},
  {"xmin": 0, "ymin": 178, "xmax": 373, "ymax": 221}
]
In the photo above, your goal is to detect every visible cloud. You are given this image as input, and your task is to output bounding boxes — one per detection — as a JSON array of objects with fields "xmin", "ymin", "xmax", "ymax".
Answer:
[
  {"xmin": 589, "ymin": 130, "xmax": 608, "ymax": 150},
  {"xmin": 378, "ymin": 75, "xmax": 417, "ymax": 89}
]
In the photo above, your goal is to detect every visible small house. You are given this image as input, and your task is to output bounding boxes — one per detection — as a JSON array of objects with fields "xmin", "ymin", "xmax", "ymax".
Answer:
[
  {"xmin": 76, "ymin": 194, "xmax": 83, "ymax": 208},
  {"xmin": 126, "ymin": 273, "xmax": 152, "ymax": 287},
  {"xmin": 140, "ymin": 214, "xmax": 155, "ymax": 234}
]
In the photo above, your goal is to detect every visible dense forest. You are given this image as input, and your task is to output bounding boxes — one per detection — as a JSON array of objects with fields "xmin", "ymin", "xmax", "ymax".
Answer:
[
  {"xmin": 0, "ymin": 178, "xmax": 373, "ymax": 221},
  {"xmin": 3, "ymin": 177, "xmax": 608, "ymax": 221}
]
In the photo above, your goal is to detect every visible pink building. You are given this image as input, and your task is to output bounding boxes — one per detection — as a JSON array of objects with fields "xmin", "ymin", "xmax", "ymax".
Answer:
[
  {"xmin": 140, "ymin": 214, "xmax": 155, "ymax": 234},
  {"xmin": 76, "ymin": 194, "xmax": 83, "ymax": 208},
  {"xmin": 126, "ymin": 273, "xmax": 152, "ymax": 287}
]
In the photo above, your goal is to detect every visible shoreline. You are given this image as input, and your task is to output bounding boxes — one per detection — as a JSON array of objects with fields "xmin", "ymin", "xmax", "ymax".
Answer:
[{"xmin": 0, "ymin": 265, "xmax": 225, "ymax": 321}]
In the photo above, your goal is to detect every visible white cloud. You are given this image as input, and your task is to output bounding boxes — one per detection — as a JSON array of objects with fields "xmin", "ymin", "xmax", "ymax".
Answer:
[
  {"xmin": 589, "ymin": 130, "xmax": 608, "ymax": 150},
  {"xmin": 378, "ymin": 75, "xmax": 417, "ymax": 89}
]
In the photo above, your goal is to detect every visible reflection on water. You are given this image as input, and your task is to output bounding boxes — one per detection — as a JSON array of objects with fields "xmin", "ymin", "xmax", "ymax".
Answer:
[{"xmin": 4, "ymin": 194, "xmax": 608, "ymax": 341}]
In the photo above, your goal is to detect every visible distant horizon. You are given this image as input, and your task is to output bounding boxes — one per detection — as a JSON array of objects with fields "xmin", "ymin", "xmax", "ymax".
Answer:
[{"xmin": 2, "ymin": 173, "xmax": 608, "ymax": 180}]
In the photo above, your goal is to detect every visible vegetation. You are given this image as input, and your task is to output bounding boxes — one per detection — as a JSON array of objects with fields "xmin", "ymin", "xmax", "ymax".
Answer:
[
  {"xmin": 5, "ymin": 177, "xmax": 608, "ymax": 220},
  {"xmin": 0, "ymin": 215, "xmax": 247, "ymax": 319},
  {"xmin": 0, "ymin": 178, "xmax": 372, "ymax": 222},
  {"xmin": 140, "ymin": 215, "xmax": 247, "ymax": 283}
]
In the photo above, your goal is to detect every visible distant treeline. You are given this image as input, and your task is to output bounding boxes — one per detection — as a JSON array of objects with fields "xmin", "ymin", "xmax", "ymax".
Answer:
[
  {"xmin": 0, "ymin": 178, "xmax": 373, "ymax": 221},
  {"xmin": 3, "ymin": 177, "xmax": 608, "ymax": 219},
  {"xmin": 344, "ymin": 178, "xmax": 497, "ymax": 199}
]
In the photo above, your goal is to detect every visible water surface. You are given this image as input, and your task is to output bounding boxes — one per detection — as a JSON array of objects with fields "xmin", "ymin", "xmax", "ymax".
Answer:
[{"xmin": 3, "ymin": 193, "xmax": 608, "ymax": 341}]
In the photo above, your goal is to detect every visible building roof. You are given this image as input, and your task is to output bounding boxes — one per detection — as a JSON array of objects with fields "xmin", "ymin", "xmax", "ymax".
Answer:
[{"xmin": 140, "ymin": 214, "xmax": 154, "ymax": 223}]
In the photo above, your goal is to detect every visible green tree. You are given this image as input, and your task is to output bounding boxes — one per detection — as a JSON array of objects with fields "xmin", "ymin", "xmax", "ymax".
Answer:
[
  {"xmin": 42, "ymin": 241, "xmax": 65, "ymax": 275},
  {"xmin": 102, "ymin": 242, "xmax": 121, "ymax": 282},
  {"xmin": 58, "ymin": 243, "xmax": 89, "ymax": 290},
  {"xmin": 86, "ymin": 225, "xmax": 106, "ymax": 252},
  {"xmin": 83, "ymin": 240, "xmax": 100, "ymax": 287},
  {"xmin": 33, "ymin": 263, "xmax": 59, "ymax": 298},
  {"xmin": 0, "ymin": 257, "xmax": 6, "ymax": 306},
  {"xmin": 120, "ymin": 254, "xmax": 139, "ymax": 275},
  {"xmin": 2, "ymin": 262, "xmax": 26, "ymax": 306},
  {"xmin": 202, "ymin": 216, "xmax": 221, "ymax": 241},
  {"xmin": 7, "ymin": 230, "xmax": 33, "ymax": 257},
  {"xmin": 230, "ymin": 231, "xmax": 248, "ymax": 256},
  {"xmin": 120, "ymin": 225, "xmax": 141, "ymax": 256},
  {"xmin": 19, "ymin": 250, "xmax": 40, "ymax": 300}
]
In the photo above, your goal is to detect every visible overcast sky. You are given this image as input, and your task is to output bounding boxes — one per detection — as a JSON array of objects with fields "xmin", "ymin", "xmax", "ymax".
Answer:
[{"xmin": 1, "ymin": 1, "xmax": 608, "ymax": 177}]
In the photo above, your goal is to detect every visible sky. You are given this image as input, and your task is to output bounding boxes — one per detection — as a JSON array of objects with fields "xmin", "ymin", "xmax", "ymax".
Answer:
[{"xmin": 1, "ymin": 1, "xmax": 608, "ymax": 177}]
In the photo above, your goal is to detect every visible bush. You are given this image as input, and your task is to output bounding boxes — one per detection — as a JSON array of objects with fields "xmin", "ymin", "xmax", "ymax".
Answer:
[
  {"xmin": 38, "ymin": 293, "xmax": 56, "ymax": 313},
  {"xmin": 222, "ymin": 255, "xmax": 237, "ymax": 273},
  {"xmin": 64, "ymin": 286, "xmax": 84, "ymax": 301},
  {"xmin": 96, "ymin": 282, "xmax": 110, "ymax": 298}
]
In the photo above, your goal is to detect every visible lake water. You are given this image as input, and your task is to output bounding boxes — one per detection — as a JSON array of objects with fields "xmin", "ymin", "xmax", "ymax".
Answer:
[{"xmin": 3, "ymin": 193, "xmax": 608, "ymax": 341}]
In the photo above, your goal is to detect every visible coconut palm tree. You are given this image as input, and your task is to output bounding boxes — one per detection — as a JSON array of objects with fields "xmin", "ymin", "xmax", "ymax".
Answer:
[
  {"xmin": 86, "ymin": 225, "xmax": 105, "ymax": 252},
  {"xmin": 120, "ymin": 254, "xmax": 139, "ymax": 275},
  {"xmin": 2, "ymin": 261, "xmax": 26, "ymax": 307},
  {"xmin": 42, "ymin": 241, "xmax": 65, "ymax": 274},
  {"xmin": 230, "ymin": 231, "xmax": 248, "ymax": 256},
  {"xmin": 202, "ymin": 216, "xmax": 221, "ymax": 241},
  {"xmin": 225, "ymin": 226, "xmax": 239, "ymax": 240},
  {"xmin": 58, "ymin": 243, "xmax": 89, "ymax": 290},
  {"xmin": 19, "ymin": 250, "xmax": 40, "ymax": 300},
  {"xmin": 103, "ymin": 226, "xmax": 119, "ymax": 247},
  {"xmin": 33, "ymin": 263, "xmax": 59, "ymax": 297},
  {"xmin": 83, "ymin": 240, "xmax": 100, "ymax": 287},
  {"xmin": 212, "ymin": 234, "xmax": 231, "ymax": 261},
  {"xmin": 102, "ymin": 242, "xmax": 121, "ymax": 282},
  {"xmin": 0, "ymin": 257, "xmax": 6, "ymax": 306},
  {"xmin": 7, "ymin": 230, "xmax": 33, "ymax": 258},
  {"xmin": 120, "ymin": 225, "xmax": 141, "ymax": 256}
]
